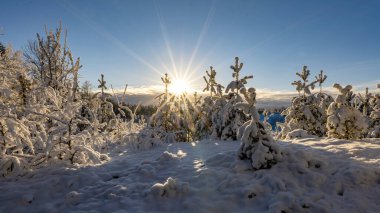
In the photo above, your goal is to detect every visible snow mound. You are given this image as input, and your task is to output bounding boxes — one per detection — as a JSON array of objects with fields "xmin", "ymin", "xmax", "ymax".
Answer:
[
  {"xmin": 65, "ymin": 191, "xmax": 83, "ymax": 206},
  {"xmin": 0, "ymin": 155, "xmax": 27, "ymax": 177},
  {"xmin": 138, "ymin": 163, "xmax": 156, "ymax": 177},
  {"xmin": 149, "ymin": 177, "xmax": 189, "ymax": 198},
  {"xmin": 286, "ymin": 129, "xmax": 315, "ymax": 139},
  {"xmin": 98, "ymin": 185, "xmax": 128, "ymax": 199},
  {"xmin": 156, "ymin": 150, "xmax": 187, "ymax": 163},
  {"xmin": 21, "ymin": 193, "xmax": 34, "ymax": 205}
]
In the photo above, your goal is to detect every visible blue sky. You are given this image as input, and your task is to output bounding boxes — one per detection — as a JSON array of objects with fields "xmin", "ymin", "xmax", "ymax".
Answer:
[{"xmin": 1, "ymin": 0, "xmax": 380, "ymax": 97}]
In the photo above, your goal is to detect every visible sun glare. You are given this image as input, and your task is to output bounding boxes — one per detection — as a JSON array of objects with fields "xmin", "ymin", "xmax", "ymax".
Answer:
[{"xmin": 170, "ymin": 79, "xmax": 192, "ymax": 96}]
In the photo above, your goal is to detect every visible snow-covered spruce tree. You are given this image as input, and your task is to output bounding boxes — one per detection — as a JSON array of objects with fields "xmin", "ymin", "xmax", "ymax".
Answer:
[
  {"xmin": 78, "ymin": 80, "xmax": 98, "ymax": 124},
  {"xmin": 314, "ymin": 70, "xmax": 333, "ymax": 111},
  {"xmin": 217, "ymin": 57, "xmax": 252, "ymax": 140},
  {"xmin": 149, "ymin": 73, "xmax": 200, "ymax": 142},
  {"xmin": 150, "ymin": 73, "xmax": 171, "ymax": 131},
  {"xmin": 167, "ymin": 92, "xmax": 204, "ymax": 141},
  {"xmin": 326, "ymin": 84, "xmax": 368, "ymax": 139},
  {"xmin": 98, "ymin": 74, "xmax": 107, "ymax": 98},
  {"xmin": 196, "ymin": 95, "xmax": 215, "ymax": 138},
  {"xmin": 0, "ymin": 46, "xmax": 32, "ymax": 114},
  {"xmin": 313, "ymin": 70, "xmax": 334, "ymax": 131},
  {"xmin": 356, "ymin": 87, "xmax": 373, "ymax": 117},
  {"xmin": 236, "ymin": 87, "xmax": 282, "ymax": 170},
  {"xmin": 0, "ymin": 46, "xmax": 36, "ymax": 177},
  {"xmin": 0, "ymin": 52, "xmax": 41, "ymax": 176},
  {"xmin": 192, "ymin": 92, "xmax": 208, "ymax": 140},
  {"xmin": 210, "ymin": 96, "xmax": 228, "ymax": 138},
  {"xmin": 195, "ymin": 66, "xmax": 224, "ymax": 139},
  {"xmin": 279, "ymin": 67, "xmax": 332, "ymax": 139},
  {"xmin": 351, "ymin": 87, "xmax": 374, "ymax": 137},
  {"xmin": 175, "ymin": 93, "xmax": 199, "ymax": 141},
  {"xmin": 149, "ymin": 73, "xmax": 182, "ymax": 142},
  {"xmin": 367, "ymin": 84, "xmax": 380, "ymax": 137},
  {"xmin": 82, "ymin": 78, "xmax": 137, "ymax": 140},
  {"xmin": 315, "ymin": 70, "xmax": 327, "ymax": 94},
  {"xmin": 203, "ymin": 66, "xmax": 224, "ymax": 97},
  {"xmin": 95, "ymin": 74, "xmax": 116, "ymax": 124},
  {"xmin": 225, "ymin": 57, "xmax": 253, "ymax": 94},
  {"xmin": 110, "ymin": 83, "xmax": 141, "ymax": 129}
]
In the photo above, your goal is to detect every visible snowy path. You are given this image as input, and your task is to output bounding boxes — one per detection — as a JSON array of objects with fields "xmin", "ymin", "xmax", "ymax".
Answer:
[{"xmin": 1, "ymin": 139, "xmax": 380, "ymax": 213}]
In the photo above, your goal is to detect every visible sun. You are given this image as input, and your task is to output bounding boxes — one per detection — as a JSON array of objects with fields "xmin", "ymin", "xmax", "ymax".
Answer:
[{"xmin": 170, "ymin": 78, "xmax": 192, "ymax": 96}]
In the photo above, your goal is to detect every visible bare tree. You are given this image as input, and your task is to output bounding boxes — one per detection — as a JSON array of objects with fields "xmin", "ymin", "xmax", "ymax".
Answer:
[
  {"xmin": 81, "ymin": 80, "xmax": 93, "ymax": 99},
  {"xmin": 24, "ymin": 23, "xmax": 81, "ymax": 99}
]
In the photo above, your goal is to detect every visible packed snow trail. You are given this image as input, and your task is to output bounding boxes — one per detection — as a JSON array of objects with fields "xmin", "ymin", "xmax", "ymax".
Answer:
[{"xmin": 1, "ymin": 138, "xmax": 380, "ymax": 213}]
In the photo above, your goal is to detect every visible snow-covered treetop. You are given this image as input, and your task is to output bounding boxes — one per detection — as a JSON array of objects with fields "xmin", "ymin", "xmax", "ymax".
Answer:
[
  {"xmin": 161, "ymin": 73, "xmax": 171, "ymax": 86},
  {"xmin": 333, "ymin": 83, "xmax": 353, "ymax": 105},
  {"xmin": 161, "ymin": 73, "xmax": 171, "ymax": 101},
  {"xmin": 315, "ymin": 70, "xmax": 327, "ymax": 93},
  {"xmin": 291, "ymin": 66, "xmax": 318, "ymax": 97},
  {"xmin": 231, "ymin": 57, "xmax": 243, "ymax": 78},
  {"xmin": 240, "ymin": 87, "xmax": 257, "ymax": 106},
  {"xmin": 98, "ymin": 74, "xmax": 107, "ymax": 97},
  {"xmin": 205, "ymin": 66, "xmax": 216, "ymax": 82},
  {"xmin": 296, "ymin": 66, "xmax": 312, "ymax": 81},
  {"xmin": 356, "ymin": 87, "xmax": 374, "ymax": 116},
  {"xmin": 235, "ymin": 87, "xmax": 259, "ymax": 121},
  {"xmin": 193, "ymin": 92, "xmax": 202, "ymax": 105},
  {"xmin": 203, "ymin": 66, "xmax": 224, "ymax": 97},
  {"xmin": 225, "ymin": 57, "xmax": 253, "ymax": 94}
]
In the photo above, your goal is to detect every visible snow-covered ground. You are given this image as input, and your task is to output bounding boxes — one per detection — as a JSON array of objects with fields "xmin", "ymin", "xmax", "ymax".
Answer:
[{"xmin": 1, "ymin": 138, "xmax": 380, "ymax": 213}]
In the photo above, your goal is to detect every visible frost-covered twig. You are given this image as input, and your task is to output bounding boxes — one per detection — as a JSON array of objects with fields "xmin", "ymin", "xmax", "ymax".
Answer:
[{"xmin": 27, "ymin": 110, "xmax": 68, "ymax": 125}]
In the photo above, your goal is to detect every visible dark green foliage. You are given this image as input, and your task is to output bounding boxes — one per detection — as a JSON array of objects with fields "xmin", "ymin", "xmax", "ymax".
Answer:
[{"xmin": 0, "ymin": 42, "xmax": 5, "ymax": 56}]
